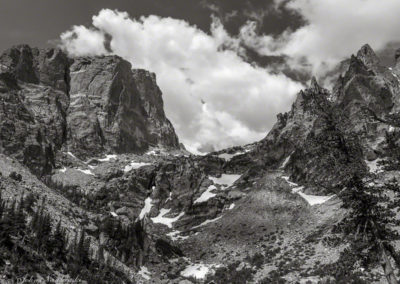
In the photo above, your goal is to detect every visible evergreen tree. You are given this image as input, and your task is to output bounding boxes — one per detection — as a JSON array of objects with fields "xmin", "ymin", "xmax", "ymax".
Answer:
[
  {"xmin": 23, "ymin": 192, "xmax": 36, "ymax": 213},
  {"xmin": 339, "ymin": 174, "xmax": 400, "ymax": 284},
  {"xmin": 0, "ymin": 207, "xmax": 13, "ymax": 248},
  {"xmin": 77, "ymin": 229, "xmax": 90, "ymax": 267},
  {"xmin": 14, "ymin": 195, "xmax": 26, "ymax": 236},
  {"xmin": 0, "ymin": 189, "xmax": 4, "ymax": 219},
  {"xmin": 51, "ymin": 220, "xmax": 66, "ymax": 260}
]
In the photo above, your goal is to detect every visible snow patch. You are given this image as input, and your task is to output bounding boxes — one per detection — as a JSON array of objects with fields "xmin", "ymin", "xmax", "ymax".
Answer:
[
  {"xmin": 151, "ymin": 209, "xmax": 184, "ymax": 228},
  {"xmin": 280, "ymin": 154, "xmax": 292, "ymax": 169},
  {"xmin": 193, "ymin": 216, "xmax": 222, "ymax": 229},
  {"xmin": 138, "ymin": 266, "xmax": 151, "ymax": 280},
  {"xmin": 77, "ymin": 168, "xmax": 95, "ymax": 176},
  {"xmin": 124, "ymin": 162, "xmax": 151, "ymax": 172},
  {"xmin": 70, "ymin": 69, "xmax": 87, "ymax": 74},
  {"xmin": 59, "ymin": 167, "xmax": 67, "ymax": 173},
  {"xmin": 181, "ymin": 264, "xmax": 210, "ymax": 279},
  {"xmin": 146, "ymin": 149, "xmax": 160, "ymax": 155},
  {"xmin": 210, "ymin": 174, "xmax": 241, "ymax": 189},
  {"xmin": 67, "ymin": 152, "xmax": 78, "ymax": 160},
  {"xmin": 292, "ymin": 186, "xmax": 304, "ymax": 193},
  {"xmin": 167, "ymin": 230, "xmax": 190, "ymax": 241},
  {"xmin": 283, "ymin": 176, "xmax": 334, "ymax": 206},
  {"xmin": 282, "ymin": 176, "xmax": 298, "ymax": 187},
  {"xmin": 110, "ymin": 212, "xmax": 118, "ymax": 217},
  {"xmin": 218, "ymin": 151, "xmax": 245, "ymax": 161},
  {"xmin": 365, "ymin": 159, "xmax": 383, "ymax": 173},
  {"xmin": 98, "ymin": 154, "xmax": 117, "ymax": 162},
  {"xmin": 297, "ymin": 192, "xmax": 335, "ymax": 206},
  {"xmin": 165, "ymin": 192, "xmax": 173, "ymax": 203},
  {"xmin": 139, "ymin": 197, "xmax": 153, "ymax": 220},
  {"xmin": 194, "ymin": 185, "xmax": 217, "ymax": 204},
  {"xmin": 228, "ymin": 203, "xmax": 235, "ymax": 210}
]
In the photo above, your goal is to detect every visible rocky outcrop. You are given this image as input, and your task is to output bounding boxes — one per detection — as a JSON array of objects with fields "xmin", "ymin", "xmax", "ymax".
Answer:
[
  {"xmin": 251, "ymin": 77, "xmax": 331, "ymax": 168},
  {"xmin": 67, "ymin": 57, "xmax": 180, "ymax": 158},
  {"xmin": 0, "ymin": 45, "xmax": 181, "ymax": 175},
  {"xmin": 217, "ymin": 45, "xmax": 400, "ymax": 189},
  {"xmin": 0, "ymin": 45, "xmax": 70, "ymax": 176}
]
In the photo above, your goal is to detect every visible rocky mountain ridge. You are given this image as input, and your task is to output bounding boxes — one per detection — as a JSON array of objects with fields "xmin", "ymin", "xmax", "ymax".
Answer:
[{"xmin": 2, "ymin": 43, "xmax": 400, "ymax": 283}]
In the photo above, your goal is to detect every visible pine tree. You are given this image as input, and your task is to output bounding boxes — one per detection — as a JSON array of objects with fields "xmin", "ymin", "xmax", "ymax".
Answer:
[
  {"xmin": 23, "ymin": 192, "xmax": 36, "ymax": 213},
  {"xmin": 77, "ymin": 229, "xmax": 90, "ymax": 267},
  {"xmin": 0, "ymin": 189, "xmax": 4, "ymax": 219},
  {"xmin": 51, "ymin": 220, "xmax": 66, "ymax": 260},
  {"xmin": 0, "ymin": 208, "xmax": 13, "ymax": 248},
  {"xmin": 339, "ymin": 174, "xmax": 400, "ymax": 284},
  {"xmin": 14, "ymin": 195, "xmax": 26, "ymax": 236}
]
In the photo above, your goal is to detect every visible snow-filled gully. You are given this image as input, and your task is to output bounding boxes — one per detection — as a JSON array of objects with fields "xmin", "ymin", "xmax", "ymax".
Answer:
[{"xmin": 282, "ymin": 176, "xmax": 335, "ymax": 206}]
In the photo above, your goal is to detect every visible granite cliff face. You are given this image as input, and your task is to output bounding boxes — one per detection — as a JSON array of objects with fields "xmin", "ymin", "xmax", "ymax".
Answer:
[
  {"xmin": 67, "ymin": 57, "xmax": 180, "ymax": 158},
  {"xmin": 0, "ymin": 45, "xmax": 180, "ymax": 175}
]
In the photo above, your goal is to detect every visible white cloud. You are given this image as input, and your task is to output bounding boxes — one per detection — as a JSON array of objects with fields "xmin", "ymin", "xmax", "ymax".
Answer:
[
  {"xmin": 241, "ymin": 0, "xmax": 400, "ymax": 74},
  {"xmin": 59, "ymin": 9, "xmax": 303, "ymax": 153},
  {"xmin": 60, "ymin": 26, "xmax": 107, "ymax": 56}
]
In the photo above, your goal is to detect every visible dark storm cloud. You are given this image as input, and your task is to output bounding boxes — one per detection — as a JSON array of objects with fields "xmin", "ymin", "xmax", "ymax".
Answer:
[{"xmin": 200, "ymin": 0, "xmax": 304, "ymax": 36}]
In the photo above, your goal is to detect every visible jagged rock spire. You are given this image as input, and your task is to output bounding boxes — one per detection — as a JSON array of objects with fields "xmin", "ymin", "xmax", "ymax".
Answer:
[
  {"xmin": 309, "ymin": 76, "xmax": 321, "ymax": 92},
  {"xmin": 356, "ymin": 43, "xmax": 380, "ymax": 69}
]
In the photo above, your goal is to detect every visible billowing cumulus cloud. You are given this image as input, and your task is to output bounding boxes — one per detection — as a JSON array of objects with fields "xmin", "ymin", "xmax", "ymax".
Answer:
[
  {"xmin": 59, "ymin": 9, "xmax": 303, "ymax": 153},
  {"xmin": 241, "ymin": 0, "xmax": 400, "ymax": 75}
]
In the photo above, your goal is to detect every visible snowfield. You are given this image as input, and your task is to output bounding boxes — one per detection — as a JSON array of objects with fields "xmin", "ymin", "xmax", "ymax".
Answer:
[
  {"xmin": 282, "ymin": 176, "xmax": 335, "ymax": 206},
  {"xmin": 194, "ymin": 185, "xmax": 217, "ymax": 204},
  {"xmin": 210, "ymin": 174, "xmax": 241, "ymax": 189},
  {"xmin": 151, "ymin": 209, "xmax": 184, "ymax": 228},
  {"xmin": 139, "ymin": 197, "xmax": 153, "ymax": 220},
  {"xmin": 180, "ymin": 264, "xmax": 210, "ymax": 279},
  {"xmin": 98, "ymin": 154, "xmax": 117, "ymax": 162}
]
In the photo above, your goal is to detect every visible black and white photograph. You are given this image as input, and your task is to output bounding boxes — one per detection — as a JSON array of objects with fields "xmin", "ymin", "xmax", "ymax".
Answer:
[{"xmin": 1, "ymin": 0, "xmax": 400, "ymax": 283}]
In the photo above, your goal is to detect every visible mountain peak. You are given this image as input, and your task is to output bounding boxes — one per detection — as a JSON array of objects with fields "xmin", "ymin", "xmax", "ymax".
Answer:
[
  {"xmin": 309, "ymin": 76, "xmax": 321, "ymax": 92},
  {"xmin": 356, "ymin": 43, "xmax": 380, "ymax": 69}
]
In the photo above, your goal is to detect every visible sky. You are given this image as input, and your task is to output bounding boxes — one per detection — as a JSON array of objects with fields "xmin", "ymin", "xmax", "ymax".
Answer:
[{"xmin": 1, "ymin": 0, "xmax": 400, "ymax": 153}]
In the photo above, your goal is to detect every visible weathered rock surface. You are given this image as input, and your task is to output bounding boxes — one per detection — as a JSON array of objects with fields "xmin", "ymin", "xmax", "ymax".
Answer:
[
  {"xmin": 213, "ymin": 44, "xmax": 400, "ymax": 190},
  {"xmin": 0, "ymin": 45, "xmax": 181, "ymax": 176},
  {"xmin": 67, "ymin": 57, "xmax": 180, "ymax": 158}
]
